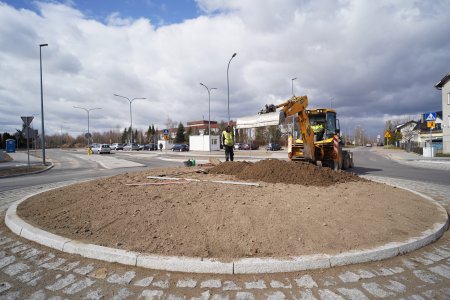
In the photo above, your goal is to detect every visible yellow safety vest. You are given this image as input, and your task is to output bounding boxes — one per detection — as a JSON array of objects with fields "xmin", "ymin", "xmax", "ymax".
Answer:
[
  {"xmin": 311, "ymin": 124, "xmax": 324, "ymax": 133},
  {"xmin": 222, "ymin": 131, "xmax": 234, "ymax": 146}
]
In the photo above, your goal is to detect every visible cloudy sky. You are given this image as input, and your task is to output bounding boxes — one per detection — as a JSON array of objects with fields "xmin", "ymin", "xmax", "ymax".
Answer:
[{"xmin": 1, "ymin": 0, "xmax": 449, "ymax": 139}]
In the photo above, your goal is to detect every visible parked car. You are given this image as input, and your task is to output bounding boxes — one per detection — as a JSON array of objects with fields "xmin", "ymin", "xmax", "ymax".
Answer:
[
  {"xmin": 234, "ymin": 143, "xmax": 243, "ymax": 150},
  {"xmin": 171, "ymin": 144, "xmax": 189, "ymax": 152},
  {"xmin": 123, "ymin": 143, "xmax": 140, "ymax": 151},
  {"xmin": 242, "ymin": 142, "xmax": 259, "ymax": 150},
  {"xmin": 266, "ymin": 143, "xmax": 281, "ymax": 151},
  {"xmin": 143, "ymin": 143, "xmax": 158, "ymax": 151},
  {"xmin": 91, "ymin": 144, "xmax": 111, "ymax": 154},
  {"xmin": 110, "ymin": 143, "xmax": 124, "ymax": 150},
  {"xmin": 366, "ymin": 143, "xmax": 372, "ymax": 147}
]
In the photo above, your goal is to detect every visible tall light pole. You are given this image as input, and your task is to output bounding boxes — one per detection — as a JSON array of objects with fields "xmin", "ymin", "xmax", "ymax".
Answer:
[
  {"xmin": 291, "ymin": 77, "xmax": 297, "ymax": 137},
  {"xmin": 200, "ymin": 83, "xmax": 217, "ymax": 153},
  {"xmin": 39, "ymin": 43, "xmax": 48, "ymax": 165},
  {"xmin": 113, "ymin": 94, "xmax": 146, "ymax": 144},
  {"xmin": 291, "ymin": 77, "xmax": 297, "ymax": 97},
  {"xmin": 227, "ymin": 53, "xmax": 237, "ymax": 125},
  {"xmin": 73, "ymin": 106, "xmax": 102, "ymax": 146}
]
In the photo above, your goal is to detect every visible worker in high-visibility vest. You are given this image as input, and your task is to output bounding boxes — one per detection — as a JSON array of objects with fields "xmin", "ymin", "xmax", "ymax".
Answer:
[
  {"xmin": 222, "ymin": 126, "xmax": 234, "ymax": 161},
  {"xmin": 311, "ymin": 122, "xmax": 325, "ymax": 141}
]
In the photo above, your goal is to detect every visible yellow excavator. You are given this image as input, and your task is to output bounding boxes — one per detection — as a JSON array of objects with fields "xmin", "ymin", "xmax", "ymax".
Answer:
[{"xmin": 236, "ymin": 95, "xmax": 353, "ymax": 170}]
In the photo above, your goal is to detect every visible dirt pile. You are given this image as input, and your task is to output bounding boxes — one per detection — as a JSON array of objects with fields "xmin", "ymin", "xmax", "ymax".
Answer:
[{"xmin": 208, "ymin": 159, "xmax": 362, "ymax": 186}]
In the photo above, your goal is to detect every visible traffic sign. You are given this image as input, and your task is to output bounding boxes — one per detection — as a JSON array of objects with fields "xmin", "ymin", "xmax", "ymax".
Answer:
[
  {"xmin": 384, "ymin": 131, "xmax": 391, "ymax": 138},
  {"xmin": 163, "ymin": 129, "xmax": 169, "ymax": 135},
  {"xmin": 85, "ymin": 132, "xmax": 92, "ymax": 139},
  {"xmin": 425, "ymin": 112, "xmax": 436, "ymax": 121},
  {"xmin": 427, "ymin": 121, "xmax": 436, "ymax": 128},
  {"xmin": 21, "ymin": 116, "xmax": 34, "ymax": 126}
]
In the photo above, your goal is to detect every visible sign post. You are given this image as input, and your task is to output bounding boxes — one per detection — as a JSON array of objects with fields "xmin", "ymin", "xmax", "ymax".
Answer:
[
  {"xmin": 21, "ymin": 116, "xmax": 34, "ymax": 168},
  {"xmin": 384, "ymin": 131, "xmax": 391, "ymax": 146},
  {"xmin": 425, "ymin": 112, "xmax": 436, "ymax": 159}
]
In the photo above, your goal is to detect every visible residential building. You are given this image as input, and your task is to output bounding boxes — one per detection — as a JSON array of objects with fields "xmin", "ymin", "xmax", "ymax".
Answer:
[
  {"xmin": 435, "ymin": 73, "xmax": 450, "ymax": 154},
  {"xmin": 412, "ymin": 112, "xmax": 443, "ymax": 152}
]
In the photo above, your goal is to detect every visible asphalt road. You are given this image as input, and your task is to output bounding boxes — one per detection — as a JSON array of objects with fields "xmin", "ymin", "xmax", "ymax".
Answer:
[{"xmin": 351, "ymin": 147, "xmax": 450, "ymax": 186}]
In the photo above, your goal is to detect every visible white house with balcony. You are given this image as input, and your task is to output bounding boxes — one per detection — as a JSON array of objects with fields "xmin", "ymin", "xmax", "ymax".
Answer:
[{"xmin": 435, "ymin": 72, "xmax": 450, "ymax": 154}]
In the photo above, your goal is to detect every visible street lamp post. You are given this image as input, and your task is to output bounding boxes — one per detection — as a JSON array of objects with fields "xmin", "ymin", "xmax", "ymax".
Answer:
[
  {"xmin": 200, "ymin": 83, "xmax": 217, "ymax": 153},
  {"xmin": 73, "ymin": 106, "xmax": 102, "ymax": 146},
  {"xmin": 291, "ymin": 77, "xmax": 297, "ymax": 137},
  {"xmin": 227, "ymin": 53, "xmax": 237, "ymax": 125},
  {"xmin": 39, "ymin": 43, "xmax": 48, "ymax": 165},
  {"xmin": 113, "ymin": 94, "xmax": 146, "ymax": 145},
  {"xmin": 291, "ymin": 77, "xmax": 297, "ymax": 97}
]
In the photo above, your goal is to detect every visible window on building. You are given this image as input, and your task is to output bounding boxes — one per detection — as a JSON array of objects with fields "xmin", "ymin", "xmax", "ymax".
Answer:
[{"xmin": 212, "ymin": 139, "xmax": 217, "ymax": 145}]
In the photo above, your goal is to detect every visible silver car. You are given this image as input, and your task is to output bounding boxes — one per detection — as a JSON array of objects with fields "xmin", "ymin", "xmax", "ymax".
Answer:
[{"xmin": 91, "ymin": 144, "xmax": 111, "ymax": 154}]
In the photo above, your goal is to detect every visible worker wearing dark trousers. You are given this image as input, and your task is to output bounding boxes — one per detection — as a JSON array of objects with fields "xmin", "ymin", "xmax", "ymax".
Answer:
[{"xmin": 222, "ymin": 126, "xmax": 234, "ymax": 161}]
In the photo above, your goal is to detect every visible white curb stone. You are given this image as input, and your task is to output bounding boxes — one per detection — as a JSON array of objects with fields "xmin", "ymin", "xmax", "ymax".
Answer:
[
  {"xmin": 63, "ymin": 242, "xmax": 138, "ymax": 266},
  {"xmin": 233, "ymin": 255, "xmax": 331, "ymax": 274},
  {"xmin": 136, "ymin": 254, "xmax": 233, "ymax": 274}
]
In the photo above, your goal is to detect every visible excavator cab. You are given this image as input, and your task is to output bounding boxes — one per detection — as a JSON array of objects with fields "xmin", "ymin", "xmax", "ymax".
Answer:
[{"xmin": 307, "ymin": 109, "xmax": 338, "ymax": 142}]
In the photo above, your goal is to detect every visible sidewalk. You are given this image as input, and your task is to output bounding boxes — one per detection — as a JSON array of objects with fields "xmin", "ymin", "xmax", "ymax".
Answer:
[{"xmin": 0, "ymin": 151, "xmax": 53, "ymax": 177}]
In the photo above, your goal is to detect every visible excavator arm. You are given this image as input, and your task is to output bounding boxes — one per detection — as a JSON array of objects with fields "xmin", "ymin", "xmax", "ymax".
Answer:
[{"xmin": 236, "ymin": 95, "xmax": 315, "ymax": 161}]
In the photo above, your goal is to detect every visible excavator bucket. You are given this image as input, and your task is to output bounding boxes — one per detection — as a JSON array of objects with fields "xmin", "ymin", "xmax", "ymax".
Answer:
[{"xmin": 236, "ymin": 111, "xmax": 285, "ymax": 129}]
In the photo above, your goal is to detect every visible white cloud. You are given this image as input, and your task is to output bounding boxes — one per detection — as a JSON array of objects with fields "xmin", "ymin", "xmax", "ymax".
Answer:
[{"xmin": 0, "ymin": 0, "xmax": 449, "ymax": 139}]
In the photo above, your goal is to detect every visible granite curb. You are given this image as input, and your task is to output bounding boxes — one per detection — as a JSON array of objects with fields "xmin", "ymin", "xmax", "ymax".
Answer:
[
  {"xmin": 4, "ymin": 181, "xmax": 449, "ymax": 274},
  {"xmin": 0, "ymin": 162, "xmax": 54, "ymax": 179}
]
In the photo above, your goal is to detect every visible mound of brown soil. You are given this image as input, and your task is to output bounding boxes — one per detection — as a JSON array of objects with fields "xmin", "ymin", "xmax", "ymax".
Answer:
[
  {"xmin": 208, "ymin": 159, "xmax": 362, "ymax": 186},
  {"xmin": 16, "ymin": 166, "xmax": 445, "ymax": 260}
]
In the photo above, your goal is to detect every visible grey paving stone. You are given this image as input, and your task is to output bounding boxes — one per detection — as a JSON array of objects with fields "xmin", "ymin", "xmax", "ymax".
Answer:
[
  {"xmin": 0, "ymin": 238, "xmax": 13, "ymax": 246},
  {"xmin": 111, "ymin": 288, "xmax": 134, "ymax": 300},
  {"xmin": 413, "ymin": 270, "xmax": 442, "ymax": 284},
  {"xmin": 433, "ymin": 247, "xmax": 450, "ymax": 259},
  {"xmin": 63, "ymin": 277, "xmax": 96, "ymax": 295},
  {"xmin": 266, "ymin": 291, "xmax": 286, "ymax": 300},
  {"xmin": 411, "ymin": 257, "xmax": 434, "ymax": 266},
  {"xmin": 319, "ymin": 276, "xmax": 336, "ymax": 287},
  {"xmin": 33, "ymin": 253, "xmax": 55, "ymax": 265},
  {"xmin": 235, "ymin": 292, "xmax": 255, "ymax": 300},
  {"xmin": 175, "ymin": 278, "xmax": 197, "ymax": 288},
  {"xmin": 362, "ymin": 282, "xmax": 395, "ymax": 298},
  {"xmin": 134, "ymin": 276, "xmax": 154, "ymax": 287},
  {"xmin": 223, "ymin": 280, "xmax": 241, "ymax": 291},
  {"xmin": 2, "ymin": 242, "xmax": 22, "ymax": 250},
  {"xmin": 73, "ymin": 264, "xmax": 95, "ymax": 275},
  {"xmin": 107, "ymin": 271, "xmax": 136, "ymax": 285},
  {"xmin": 200, "ymin": 279, "xmax": 221, "ymax": 289},
  {"xmin": 10, "ymin": 245, "xmax": 29, "ymax": 254},
  {"xmin": 166, "ymin": 295, "xmax": 186, "ymax": 300},
  {"xmin": 338, "ymin": 271, "xmax": 360, "ymax": 283},
  {"xmin": 46, "ymin": 296, "xmax": 65, "ymax": 300},
  {"xmin": 140, "ymin": 289, "xmax": 164, "ymax": 299},
  {"xmin": 25, "ymin": 289, "xmax": 45, "ymax": 300},
  {"xmin": 16, "ymin": 270, "xmax": 43, "ymax": 284},
  {"xmin": 27, "ymin": 275, "xmax": 43, "ymax": 287},
  {"xmin": 211, "ymin": 294, "xmax": 229, "ymax": 300},
  {"xmin": 389, "ymin": 267, "xmax": 404, "ymax": 274},
  {"xmin": 83, "ymin": 288, "xmax": 104, "ymax": 300},
  {"xmin": 244, "ymin": 279, "xmax": 266, "ymax": 289},
  {"xmin": 3, "ymin": 262, "xmax": 29, "ymax": 276},
  {"xmin": 375, "ymin": 268, "xmax": 394, "ymax": 276},
  {"xmin": 190, "ymin": 290, "xmax": 210, "ymax": 300},
  {"xmin": 318, "ymin": 289, "xmax": 345, "ymax": 300},
  {"xmin": 0, "ymin": 291, "xmax": 21, "ymax": 300},
  {"xmin": 428, "ymin": 265, "xmax": 450, "ymax": 279},
  {"xmin": 402, "ymin": 259, "xmax": 418, "ymax": 270},
  {"xmin": 385, "ymin": 280, "xmax": 406, "ymax": 293},
  {"xmin": 295, "ymin": 275, "xmax": 318, "ymax": 288},
  {"xmin": 56, "ymin": 261, "xmax": 80, "ymax": 272},
  {"xmin": 402, "ymin": 295, "xmax": 425, "ymax": 300},
  {"xmin": 0, "ymin": 251, "xmax": 5, "ymax": 259},
  {"xmin": 422, "ymin": 252, "xmax": 445, "ymax": 262},
  {"xmin": 0, "ymin": 282, "xmax": 12, "ymax": 293},
  {"xmin": 337, "ymin": 288, "xmax": 369, "ymax": 300},
  {"xmin": 270, "ymin": 279, "xmax": 292, "ymax": 289},
  {"xmin": 21, "ymin": 248, "xmax": 42, "ymax": 260},
  {"xmin": 152, "ymin": 279, "xmax": 169, "ymax": 289},
  {"xmin": 356, "ymin": 269, "xmax": 375, "ymax": 279},
  {"xmin": 291, "ymin": 289, "xmax": 318, "ymax": 300},
  {"xmin": 40, "ymin": 258, "xmax": 66, "ymax": 270},
  {"xmin": 46, "ymin": 274, "xmax": 77, "ymax": 291},
  {"xmin": 0, "ymin": 256, "xmax": 15, "ymax": 269}
]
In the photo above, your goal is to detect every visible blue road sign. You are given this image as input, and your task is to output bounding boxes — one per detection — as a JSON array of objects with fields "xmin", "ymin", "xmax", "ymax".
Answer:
[
  {"xmin": 163, "ymin": 129, "xmax": 169, "ymax": 134},
  {"xmin": 425, "ymin": 112, "xmax": 436, "ymax": 121}
]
